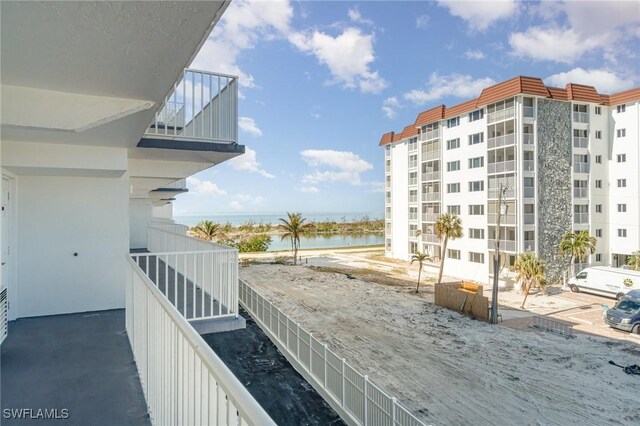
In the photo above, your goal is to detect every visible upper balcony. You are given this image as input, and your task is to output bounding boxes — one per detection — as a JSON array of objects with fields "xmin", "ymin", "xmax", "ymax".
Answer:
[{"xmin": 487, "ymin": 107, "xmax": 515, "ymax": 124}]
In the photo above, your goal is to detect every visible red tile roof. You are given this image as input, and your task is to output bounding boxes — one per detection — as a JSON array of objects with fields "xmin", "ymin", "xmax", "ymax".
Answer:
[
  {"xmin": 415, "ymin": 105, "xmax": 445, "ymax": 127},
  {"xmin": 608, "ymin": 88, "xmax": 640, "ymax": 106}
]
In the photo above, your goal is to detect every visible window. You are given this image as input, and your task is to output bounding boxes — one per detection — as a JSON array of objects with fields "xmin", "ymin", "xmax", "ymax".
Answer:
[
  {"xmin": 408, "ymin": 138, "xmax": 418, "ymax": 151},
  {"xmin": 469, "ymin": 228, "xmax": 485, "ymax": 239},
  {"xmin": 617, "ymin": 129, "xmax": 626, "ymax": 138},
  {"xmin": 596, "ymin": 254, "xmax": 602, "ymax": 262},
  {"xmin": 447, "ymin": 249, "xmax": 461, "ymax": 260},
  {"xmin": 595, "ymin": 106, "xmax": 601, "ymax": 115},
  {"xmin": 596, "ymin": 229, "xmax": 602, "ymax": 238},
  {"xmin": 469, "ymin": 180, "xmax": 484, "ymax": 192},
  {"xmin": 618, "ymin": 204, "xmax": 627, "ymax": 212},
  {"xmin": 468, "ymin": 132, "xmax": 484, "ymax": 145},
  {"xmin": 618, "ymin": 229, "xmax": 627, "ymax": 238},
  {"xmin": 446, "ymin": 138, "xmax": 460, "ymax": 150},
  {"xmin": 468, "ymin": 157, "xmax": 484, "ymax": 169},
  {"xmin": 469, "ymin": 204, "xmax": 485, "ymax": 215},
  {"xmin": 468, "ymin": 109, "xmax": 484, "ymax": 122},
  {"xmin": 595, "ymin": 130, "xmax": 602, "ymax": 139},
  {"xmin": 447, "ymin": 117, "xmax": 460, "ymax": 128},
  {"xmin": 617, "ymin": 154, "xmax": 626, "ymax": 163},
  {"xmin": 617, "ymin": 104, "xmax": 626, "ymax": 113},
  {"xmin": 595, "ymin": 180, "xmax": 602, "ymax": 188},
  {"xmin": 447, "ymin": 161, "xmax": 460, "ymax": 172},
  {"xmin": 385, "ymin": 238, "xmax": 391, "ymax": 250},
  {"xmin": 447, "ymin": 205, "xmax": 461, "ymax": 215},
  {"xmin": 447, "ymin": 183, "xmax": 460, "ymax": 193},
  {"xmin": 595, "ymin": 204, "xmax": 602, "ymax": 213},
  {"xmin": 618, "ymin": 179, "xmax": 627, "ymax": 188},
  {"xmin": 595, "ymin": 155, "xmax": 602, "ymax": 164},
  {"xmin": 469, "ymin": 252, "xmax": 485, "ymax": 263}
]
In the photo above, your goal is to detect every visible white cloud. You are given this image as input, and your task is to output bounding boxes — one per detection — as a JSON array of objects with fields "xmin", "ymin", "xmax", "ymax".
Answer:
[
  {"xmin": 238, "ymin": 116, "xmax": 262, "ymax": 136},
  {"xmin": 229, "ymin": 193, "xmax": 265, "ymax": 210},
  {"xmin": 348, "ymin": 6, "xmax": 373, "ymax": 26},
  {"xmin": 382, "ymin": 96, "xmax": 402, "ymax": 119},
  {"xmin": 191, "ymin": 0, "xmax": 293, "ymax": 88},
  {"xmin": 289, "ymin": 27, "xmax": 388, "ymax": 93},
  {"xmin": 300, "ymin": 186, "xmax": 319, "ymax": 193},
  {"xmin": 404, "ymin": 73, "xmax": 496, "ymax": 105},
  {"xmin": 545, "ymin": 68, "xmax": 635, "ymax": 93},
  {"xmin": 416, "ymin": 14, "xmax": 430, "ymax": 29},
  {"xmin": 464, "ymin": 49, "xmax": 486, "ymax": 60},
  {"xmin": 186, "ymin": 176, "xmax": 226, "ymax": 196},
  {"xmin": 368, "ymin": 182, "xmax": 385, "ymax": 193},
  {"xmin": 437, "ymin": 0, "xmax": 519, "ymax": 31},
  {"xmin": 227, "ymin": 147, "xmax": 274, "ymax": 178},
  {"xmin": 301, "ymin": 150, "xmax": 373, "ymax": 185},
  {"xmin": 509, "ymin": 27, "xmax": 606, "ymax": 64}
]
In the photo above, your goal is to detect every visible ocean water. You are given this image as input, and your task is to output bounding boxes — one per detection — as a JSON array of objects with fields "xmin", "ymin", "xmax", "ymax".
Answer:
[
  {"xmin": 174, "ymin": 211, "xmax": 385, "ymax": 251},
  {"xmin": 174, "ymin": 211, "xmax": 383, "ymax": 227}
]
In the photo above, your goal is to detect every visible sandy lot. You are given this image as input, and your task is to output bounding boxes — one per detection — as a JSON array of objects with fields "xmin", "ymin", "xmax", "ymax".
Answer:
[{"xmin": 240, "ymin": 263, "xmax": 640, "ymax": 426}]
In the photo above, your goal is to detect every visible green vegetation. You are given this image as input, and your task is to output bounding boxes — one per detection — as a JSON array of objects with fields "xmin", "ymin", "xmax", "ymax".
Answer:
[
  {"xmin": 278, "ymin": 212, "xmax": 309, "ymax": 265},
  {"xmin": 188, "ymin": 215, "xmax": 383, "ymax": 253},
  {"xmin": 627, "ymin": 251, "xmax": 640, "ymax": 271},
  {"xmin": 410, "ymin": 252, "xmax": 432, "ymax": 293},
  {"xmin": 559, "ymin": 230, "xmax": 597, "ymax": 278},
  {"xmin": 434, "ymin": 213, "xmax": 463, "ymax": 284},
  {"xmin": 513, "ymin": 253, "xmax": 546, "ymax": 309}
]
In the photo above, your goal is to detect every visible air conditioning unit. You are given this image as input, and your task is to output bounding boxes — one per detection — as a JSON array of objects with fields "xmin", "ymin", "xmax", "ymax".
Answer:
[{"xmin": 0, "ymin": 287, "xmax": 7, "ymax": 345}]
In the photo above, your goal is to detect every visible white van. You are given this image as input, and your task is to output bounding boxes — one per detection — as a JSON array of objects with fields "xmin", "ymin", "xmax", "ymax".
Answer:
[{"xmin": 568, "ymin": 267, "xmax": 640, "ymax": 299}]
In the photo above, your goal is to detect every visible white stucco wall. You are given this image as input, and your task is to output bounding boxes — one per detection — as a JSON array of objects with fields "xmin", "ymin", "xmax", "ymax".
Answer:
[
  {"xmin": 129, "ymin": 198, "xmax": 153, "ymax": 249},
  {"xmin": 16, "ymin": 175, "xmax": 129, "ymax": 317}
]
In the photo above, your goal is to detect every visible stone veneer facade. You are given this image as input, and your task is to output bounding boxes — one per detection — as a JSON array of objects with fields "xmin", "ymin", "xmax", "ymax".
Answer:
[{"xmin": 536, "ymin": 99, "xmax": 572, "ymax": 284}]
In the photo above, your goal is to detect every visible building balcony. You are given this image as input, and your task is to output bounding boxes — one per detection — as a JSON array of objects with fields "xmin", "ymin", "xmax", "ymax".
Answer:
[
  {"xmin": 144, "ymin": 68, "xmax": 238, "ymax": 145},
  {"xmin": 524, "ymin": 213, "xmax": 535, "ymax": 225},
  {"xmin": 574, "ymin": 213, "xmax": 589, "ymax": 224},
  {"xmin": 573, "ymin": 137, "xmax": 589, "ymax": 149},
  {"xmin": 523, "ymin": 160, "xmax": 535, "ymax": 172},
  {"xmin": 488, "ymin": 239, "xmax": 517, "ymax": 252},
  {"xmin": 573, "ymin": 163, "xmax": 590, "ymax": 174},
  {"xmin": 487, "ymin": 160, "xmax": 515, "ymax": 174},
  {"xmin": 408, "ymin": 195, "xmax": 418, "ymax": 203},
  {"xmin": 573, "ymin": 111, "xmax": 589, "ymax": 123},
  {"xmin": 523, "ymin": 187, "xmax": 534, "ymax": 198},
  {"xmin": 422, "ymin": 234, "xmax": 440, "ymax": 244},
  {"xmin": 573, "ymin": 187, "xmax": 589, "ymax": 199},
  {"xmin": 487, "ymin": 106, "xmax": 515, "ymax": 124},
  {"xmin": 488, "ymin": 188, "xmax": 516, "ymax": 199},
  {"xmin": 409, "ymin": 213, "xmax": 418, "ymax": 221},
  {"xmin": 422, "ymin": 212, "xmax": 439, "ymax": 222},
  {"xmin": 523, "ymin": 133, "xmax": 534, "ymax": 145},
  {"xmin": 422, "ymin": 192, "xmax": 440, "ymax": 202},
  {"xmin": 488, "ymin": 213, "xmax": 517, "ymax": 225},
  {"xmin": 524, "ymin": 240, "xmax": 535, "ymax": 252},
  {"xmin": 408, "ymin": 178, "xmax": 418, "ymax": 186},
  {"xmin": 421, "ymin": 171, "xmax": 441, "ymax": 182},
  {"xmin": 420, "ymin": 128, "xmax": 440, "ymax": 141},
  {"xmin": 487, "ymin": 134, "xmax": 515, "ymax": 149},
  {"xmin": 422, "ymin": 150, "xmax": 440, "ymax": 162},
  {"xmin": 523, "ymin": 106, "xmax": 534, "ymax": 118}
]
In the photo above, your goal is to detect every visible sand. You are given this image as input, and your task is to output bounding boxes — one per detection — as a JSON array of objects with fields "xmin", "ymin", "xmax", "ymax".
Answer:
[{"xmin": 240, "ymin": 263, "xmax": 640, "ymax": 426}]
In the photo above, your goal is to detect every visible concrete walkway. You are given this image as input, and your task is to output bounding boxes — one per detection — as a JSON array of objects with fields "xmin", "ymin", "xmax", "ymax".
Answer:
[{"xmin": 1, "ymin": 310, "xmax": 149, "ymax": 426}]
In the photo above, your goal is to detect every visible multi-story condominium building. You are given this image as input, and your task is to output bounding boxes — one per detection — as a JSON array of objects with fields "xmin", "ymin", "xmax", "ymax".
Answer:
[{"xmin": 380, "ymin": 76, "xmax": 640, "ymax": 285}]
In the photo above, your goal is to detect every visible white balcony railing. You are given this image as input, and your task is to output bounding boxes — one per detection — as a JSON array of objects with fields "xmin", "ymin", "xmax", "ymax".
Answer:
[
  {"xmin": 573, "ymin": 187, "xmax": 589, "ymax": 198},
  {"xmin": 162, "ymin": 179, "xmax": 187, "ymax": 190},
  {"xmin": 523, "ymin": 133, "xmax": 534, "ymax": 145},
  {"xmin": 422, "ymin": 171, "xmax": 441, "ymax": 182},
  {"xmin": 409, "ymin": 195, "xmax": 418, "ymax": 203},
  {"xmin": 422, "ymin": 150, "xmax": 440, "ymax": 162},
  {"xmin": 573, "ymin": 111, "xmax": 589, "ymax": 123},
  {"xmin": 487, "ymin": 134, "xmax": 515, "ymax": 149},
  {"xmin": 408, "ymin": 161, "xmax": 418, "ymax": 169},
  {"xmin": 409, "ymin": 212, "xmax": 418, "ymax": 221},
  {"xmin": 422, "ymin": 213, "xmax": 439, "ymax": 222},
  {"xmin": 420, "ymin": 128, "xmax": 440, "ymax": 141},
  {"xmin": 145, "ymin": 68, "xmax": 238, "ymax": 144},
  {"xmin": 487, "ymin": 160, "xmax": 515, "ymax": 174},
  {"xmin": 488, "ymin": 214, "xmax": 516, "ymax": 225},
  {"xmin": 523, "ymin": 160, "xmax": 535, "ymax": 172},
  {"xmin": 126, "ymin": 258, "xmax": 274, "ymax": 426},
  {"xmin": 408, "ymin": 177, "xmax": 418, "ymax": 186},
  {"xmin": 573, "ymin": 163, "xmax": 590, "ymax": 174},
  {"xmin": 422, "ymin": 192, "xmax": 440, "ymax": 201},
  {"xmin": 524, "ymin": 213, "xmax": 535, "ymax": 225},
  {"xmin": 487, "ymin": 107, "xmax": 515, "ymax": 124},
  {"xmin": 524, "ymin": 240, "xmax": 535, "ymax": 252},
  {"xmin": 573, "ymin": 137, "xmax": 588, "ymax": 148},
  {"xmin": 488, "ymin": 239, "xmax": 517, "ymax": 252},
  {"xmin": 574, "ymin": 213, "xmax": 589, "ymax": 224},
  {"xmin": 422, "ymin": 234, "xmax": 440, "ymax": 243},
  {"xmin": 488, "ymin": 188, "xmax": 516, "ymax": 199}
]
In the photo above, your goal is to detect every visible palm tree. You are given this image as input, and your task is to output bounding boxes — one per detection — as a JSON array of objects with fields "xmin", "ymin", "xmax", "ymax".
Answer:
[
  {"xmin": 513, "ymin": 253, "xmax": 546, "ymax": 309},
  {"xmin": 627, "ymin": 251, "xmax": 640, "ymax": 271},
  {"xmin": 434, "ymin": 213, "xmax": 463, "ymax": 284},
  {"xmin": 410, "ymin": 252, "xmax": 431, "ymax": 293},
  {"xmin": 559, "ymin": 230, "xmax": 597, "ymax": 278},
  {"xmin": 278, "ymin": 212, "xmax": 308, "ymax": 265},
  {"xmin": 191, "ymin": 220, "xmax": 221, "ymax": 241}
]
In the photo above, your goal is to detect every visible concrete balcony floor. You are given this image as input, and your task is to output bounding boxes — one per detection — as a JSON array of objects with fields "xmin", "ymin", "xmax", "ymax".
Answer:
[{"xmin": 1, "ymin": 310, "xmax": 150, "ymax": 426}]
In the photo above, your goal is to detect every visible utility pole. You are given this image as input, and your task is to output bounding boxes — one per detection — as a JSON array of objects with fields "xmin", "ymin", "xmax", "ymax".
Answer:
[{"xmin": 491, "ymin": 184, "xmax": 506, "ymax": 324}]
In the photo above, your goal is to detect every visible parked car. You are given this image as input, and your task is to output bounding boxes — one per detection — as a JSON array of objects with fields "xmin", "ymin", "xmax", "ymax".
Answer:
[
  {"xmin": 604, "ymin": 290, "xmax": 640, "ymax": 334},
  {"xmin": 568, "ymin": 267, "xmax": 640, "ymax": 300}
]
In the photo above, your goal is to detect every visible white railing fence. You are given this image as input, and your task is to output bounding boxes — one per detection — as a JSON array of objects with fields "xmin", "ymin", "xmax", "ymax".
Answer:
[
  {"xmin": 149, "ymin": 225, "xmax": 231, "ymax": 252},
  {"xmin": 132, "ymin": 251, "xmax": 238, "ymax": 321},
  {"xmin": 239, "ymin": 280, "xmax": 426, "ymax": 426},
  {"xmin": 150, "ymin": 221, "xmax": 190, "ymax": 235},
  {"xmin": 145, "ymin": 68, "xmax": 238, "ymax": 144},
  {"xmin": 126, "ymin": 257, "xmax": 275, "ymax": 426}
]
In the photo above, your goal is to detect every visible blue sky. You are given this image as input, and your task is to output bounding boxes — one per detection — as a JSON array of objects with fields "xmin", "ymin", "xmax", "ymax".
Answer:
[{"xmin": 174, "ymin": 0, "xmax": 640, "ymax": 216}]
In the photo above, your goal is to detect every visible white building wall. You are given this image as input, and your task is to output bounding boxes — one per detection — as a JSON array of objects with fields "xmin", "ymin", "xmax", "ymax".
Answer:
[
  {"xmin": 390, "ymin": 140, "xmax": 409, "ymax": 260},
  {"xmin": 16, "ymin": 175, "xmax": 129, "ymax": 318},
  {"xmin": 589, "ymin": 105, "xmax": 611, "ymax": 265},
  {"xmin": 129, "ymin": 199, "xmax": 153, "ymax": 249}
]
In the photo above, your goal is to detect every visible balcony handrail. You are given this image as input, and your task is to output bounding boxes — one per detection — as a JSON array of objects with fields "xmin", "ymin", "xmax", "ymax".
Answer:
[
  {"xmin": 149, "ymin": 224, "xmax": 235, "ymax": 252},
  {"xmin": 126, "ymin": 257, "xmax": 275, "ymax": 425},
  {"xmin": 145, "ymin": 68, "xmax": 238, "ymax": 144}
]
